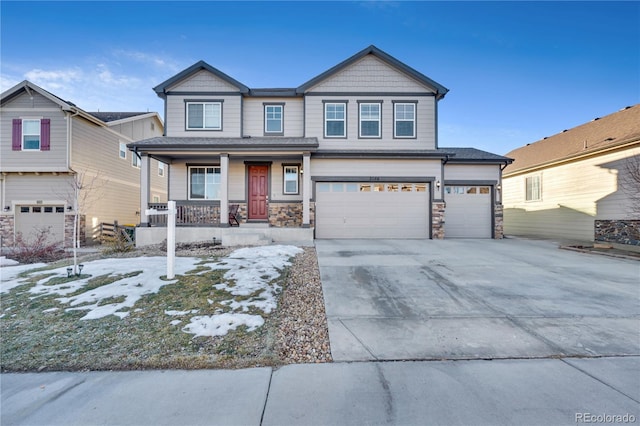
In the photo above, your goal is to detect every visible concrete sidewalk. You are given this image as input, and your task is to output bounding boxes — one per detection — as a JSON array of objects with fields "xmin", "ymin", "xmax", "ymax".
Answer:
[{"xmin": 2, "ymin": 356, "xmax": 639, "ymax": 426}]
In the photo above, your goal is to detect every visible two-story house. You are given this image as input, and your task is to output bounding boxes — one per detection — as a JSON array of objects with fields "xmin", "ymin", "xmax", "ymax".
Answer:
[
  {"xmin": 0, "ymin": 80, "xmax": 167, "ymax": 248},
  {"xmin": 130, "ymin": 45, "xmax": 512, "ymax": 246}
]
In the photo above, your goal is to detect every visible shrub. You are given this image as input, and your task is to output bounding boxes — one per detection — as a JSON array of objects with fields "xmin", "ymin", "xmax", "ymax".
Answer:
[
  {"xmin": 101, "ymin": 230, "xmax": 135, "ymax": 254},
  {"xmin": 6, "ymin": 228, "xmax": 68, "ymax": 264}
]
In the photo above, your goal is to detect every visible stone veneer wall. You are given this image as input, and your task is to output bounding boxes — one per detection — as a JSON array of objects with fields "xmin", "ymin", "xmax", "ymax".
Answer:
[
  {"xmin": 64, "ymin": 214, "xmax": 86, "ymax": 248},
  {"xmin": 432, "ymin": 202, "xmax": 445, "ymax": 239},
  {"xmin": 0, "ymin": 214, "xmax": 15, "ymax": 248},
  {"xmin": 494, "ymin": 204, "xmax": 504, "ymax": 239},
  {"xmin": 269, "ymin": 202, "xmax": 303, "ymax": 227},
  {"xmin": 594, "ymin": 220, "xmax": 640, "ymax": 246}
]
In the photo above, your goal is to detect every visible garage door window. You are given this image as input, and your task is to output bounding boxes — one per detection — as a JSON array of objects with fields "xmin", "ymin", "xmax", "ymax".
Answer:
[
  {"xmin": 415, "ymin": 184, "xmax": 427, "ymax": 192},
  {"xmin": 446, "ymin": 186, "xmax": 491, "ymax": 195}
]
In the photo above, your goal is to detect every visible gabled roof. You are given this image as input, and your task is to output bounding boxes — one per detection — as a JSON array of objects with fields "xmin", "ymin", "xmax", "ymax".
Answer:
[
  {"xmin": 440, "ymin": 147, "xmax": 513, "ymax": 164},
  {"xmin": 88, "ymin": 112, "xmax": 150, "ymax": 122},
  {"xmin": 504, "ymin": 104, "xmax": 640, "ymax": 176},
  {"xmin": 1, "ymin": 80, "xmax": 76, "ymax": 110},
  {"xmin": 153, "ymin": 60, "xmax": 250, "ymax": 97},
  {"xmin": 296, "ymin": 45, "xmax": 449, "ymax": 99}
]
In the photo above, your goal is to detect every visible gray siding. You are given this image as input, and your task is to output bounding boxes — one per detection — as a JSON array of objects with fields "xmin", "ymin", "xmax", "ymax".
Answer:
[
  {"xmin": 0, "ymin": 91, "xmax": 69, "ymax": 172},
  {"xmin": 311, "ymin": 158, "xmax": 441, "ymax": 178},
  {"xmin": 4, "ymin": 174, "xmax": 73, "ymax": 204},
  {"xmin": 308, "ymin": 56, "xmax": 434, "ymax": 93},
  {"xmin": 243, "ymin": 98, "xmax": 304, "ymax": 137},
  {"xmin": 165, "ymin": 95, "xmax": 242, "ymax": 137},
  {"xmin": 445, "ymin": 164, "xmax": 500, "ymax": 181},
  {"xmin": 107, "ymin": 115, "xmax": 163, "ymax": 141},
  {"xmin": 304, "ymin": 95, "xmax": 436, "ymax": 150},
  {"xmin": 167, "ymin": 69, "xmax": 240, "ymax": 92}
]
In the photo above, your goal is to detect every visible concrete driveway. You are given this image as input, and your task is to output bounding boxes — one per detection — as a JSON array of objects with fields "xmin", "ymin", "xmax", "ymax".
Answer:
[{"xmin": 316, "ymin": 238, "xmax": 640, "ymax": 361}]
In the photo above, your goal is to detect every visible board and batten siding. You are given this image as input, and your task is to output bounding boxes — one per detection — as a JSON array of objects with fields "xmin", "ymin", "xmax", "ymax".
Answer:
[
  {"xmin": 0, "ymin": 91, "xmax": 68, "ymax": 172},
  {"xmin": 304, "ymin": 95, "xmax": 436, "ymax": 150},
  {"xmin": 502, "ymin": 148, "xmax": 640, "ymax": 242},
  {"xmin": 165, "ymin": 94, "xmax": 242, "ymax": 138},
  {"xmin": 242, "ymin": 98, "xmax": 304, "ymax": 137}
]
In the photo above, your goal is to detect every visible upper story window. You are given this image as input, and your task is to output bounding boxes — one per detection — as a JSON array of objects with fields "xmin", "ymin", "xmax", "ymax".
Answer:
[
  {"xmin": 186, "ymin": 102, "xmax": 222, "ymax": 130},
  {"xmin": 525, "ymin": 175, "xmax": 541, "ymax": 201},
  {"xmin": 189, "ymin": 166, "xmax": 221, "ymax": 200},
  {"xmin": 265, "ymin": 104, "xmax": 283, "ymax": 135},
  {"xmin": 158, "ymin": 162, "xmax": 165, "ymax": 177},
  {"xmin": 132, "ymin": 153, "xmax": 141, "ymax": 168},
  {"xmin": 12, "ymin": 118, "xmax": 50, "ymax": 151},
  {"xmin": 324, "ymin": 102, "xmax": 346, "ymax": 138},
  {"xmin": 394, "ymin": 103, "xmax": 416, "ymax": 138},
  {"xmin": 359, "ymin": 103, "xmax": 381, "ymax": 138},
  {"xmin": 119, "ymin": 142, "xmax": 127, "ymax": 159}
]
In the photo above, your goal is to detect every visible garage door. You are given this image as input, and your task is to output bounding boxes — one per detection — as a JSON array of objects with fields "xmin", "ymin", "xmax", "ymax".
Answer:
[
  {"xmin": 16, "ymin": 205, "xmax": 65, "ymax": 245},
  {"xmin": 315, "ymin": 182, "xmax": 430, "ymax": 239},
  {"xmin": 444, "ymin": 185, "xmax": 492, "ymax": 238}
]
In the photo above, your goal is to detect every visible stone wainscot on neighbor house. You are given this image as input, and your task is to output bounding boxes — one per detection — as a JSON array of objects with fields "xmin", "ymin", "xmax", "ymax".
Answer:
[
  {"xmin": 0, "ymin": 80, "xmax": 167, "ymax": 248},
  {"xmin": 502, "ymin": 104, "xmax": 640, "ymax": 249},
  {"xmin": 130, "ymin": 45, "xmax": 513, "ymax": 246}
]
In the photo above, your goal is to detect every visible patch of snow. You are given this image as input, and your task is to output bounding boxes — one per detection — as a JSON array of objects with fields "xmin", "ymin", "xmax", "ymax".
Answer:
[
  {"xmin": 182, "ymin": 313, "xmax": 264, "ymax": 337},
  {"xmin": 0, "ymin": 256, "xmax": 19, "ymax": 267},
  {"xmin": 0, "ymin": 263, "xmax": 48, "ymax": 293},
  {"xmin": 1, "ymin": 245, "xmax": 302, "ymax": 336},
  {"xmin": 43, "ymin": 307, "xmax": 59, "ymax": 313}
]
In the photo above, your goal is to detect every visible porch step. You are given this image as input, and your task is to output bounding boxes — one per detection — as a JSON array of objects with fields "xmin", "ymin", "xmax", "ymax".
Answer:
[{"xmin": 224, "ymin": 227, "xmax": 273, "ymax": 246}]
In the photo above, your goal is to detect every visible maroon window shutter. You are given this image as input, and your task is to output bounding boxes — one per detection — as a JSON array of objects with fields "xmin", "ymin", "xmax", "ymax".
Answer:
[
  {"xmin": 12, "ymin": 119, "xmax": 22, "ymax": 150},
  {"xmin": 41, "ymin": 119, "xmax": 51, "ymax": 151}
]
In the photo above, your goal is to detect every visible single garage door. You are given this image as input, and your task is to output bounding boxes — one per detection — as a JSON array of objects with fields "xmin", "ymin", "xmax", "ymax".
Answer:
[
  {"xmin": 315, "ymin": 182, "xmax": 430, "ymax": 239},
  {"xmin": 444, "ymin": 185, "xmax": 492, "ymax": 238},
  {"xmin": 16, "ymin": 205, "xmax": 65, "ymax": 244}
]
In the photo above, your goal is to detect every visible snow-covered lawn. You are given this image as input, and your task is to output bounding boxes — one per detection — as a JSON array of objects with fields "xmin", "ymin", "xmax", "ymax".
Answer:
[{"xmin": 0, "ymin": 245, "xmax": 302, "ymax": 337}]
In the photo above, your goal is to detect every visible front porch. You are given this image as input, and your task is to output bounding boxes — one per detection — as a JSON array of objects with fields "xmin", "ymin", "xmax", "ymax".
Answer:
[{"xmin": 136, "ymin": 200, "xmax": 315, "ymax": 247}]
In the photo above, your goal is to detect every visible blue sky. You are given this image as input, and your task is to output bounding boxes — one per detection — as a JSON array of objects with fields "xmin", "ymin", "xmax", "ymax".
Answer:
[{"xmin": 1, "ymin": 1, "xmax": 638, "ymax": 155}]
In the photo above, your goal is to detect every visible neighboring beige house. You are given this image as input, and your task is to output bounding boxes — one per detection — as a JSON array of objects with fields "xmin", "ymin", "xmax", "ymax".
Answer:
[
  {"xmin": 0, "ymin": 80, "xmax": 167, "ymax": 248},
  {"xmin": 503, "ymin": 104, "xmax": 640, "ymax": 245},
  {"xmin": 130, "ymin": 45, "xmax": 512, "ymax": 246}
]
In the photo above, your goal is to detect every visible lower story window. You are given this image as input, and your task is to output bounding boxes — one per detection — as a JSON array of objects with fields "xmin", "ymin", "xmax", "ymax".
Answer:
[
  {"xmin": 283, "ymin": 166, "xmax": 299, "ymax": 194},
  {"xmin": 189, "ymin": 166, "xmax": 221, "ymax": 200}
]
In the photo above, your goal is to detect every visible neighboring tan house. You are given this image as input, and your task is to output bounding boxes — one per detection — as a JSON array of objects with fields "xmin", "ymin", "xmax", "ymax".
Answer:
[
  {"xmin": 0, "ymin": 80, "xmax": 167, "ymax": 248},
  {"xmin": 502, "ymin": 104, "xmax": 640, "ymax": 246},
  {"xmin": 130, "ymin": 45, "xmax": 512, "ymax": 246}
]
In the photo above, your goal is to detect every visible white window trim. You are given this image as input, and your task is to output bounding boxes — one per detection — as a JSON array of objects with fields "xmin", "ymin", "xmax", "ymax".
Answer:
[
  {"xmin": 283, "ymin": 165, "xmax": 299, "ymax": 195},
  {"xmin": 264, "ymin": 104, "xmax": 284, "ymax": 135},
  {"xmin": 132, "ymin": 153, "xmax": 141, "ymax": 168},
  {"xmin": 186, "ymin": 101, "xmax": 222, "ymax": 130},
  {"xmin": 158, "ymin": 162, "xmax": 165, "ymax": 177},
  {"xmin": 22, "ymin": 118, "xmax": 41, "ymax": 151},
  {"xmin": 119, "ymin": 142, "xmax": 127, "ymax": 160},
  {"xmin": 188, "ymin": 166, "xmax": 221, "ymax": 200},
  {"xmin": 525, "ymin": 175, "xmax": 542, "ymax": 202},
  {"xmin": 394, "ymin": 102, "xmax": 416, "ymax": 138},
  {"xmin": 324, "ymin": 102, "xmax": 347, "ymax": 138},
  {"xmin": 359, "ymin": 102, "xmax": 381, "ymax": 138}
]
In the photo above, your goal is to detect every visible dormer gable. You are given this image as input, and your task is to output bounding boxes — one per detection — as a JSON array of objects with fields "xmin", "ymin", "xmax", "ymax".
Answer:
[
  {"xmin": 153, "ymin": 60, "xmax": 249, "ymax": 98},
  {"xmin": 296, "ymin": 45, "xmax": 449, "ymax": 99}
]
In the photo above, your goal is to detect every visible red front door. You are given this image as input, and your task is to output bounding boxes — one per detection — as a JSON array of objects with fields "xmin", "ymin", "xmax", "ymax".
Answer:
[{"xmin": 248, "ymin": 165, "xmax": 269, "ymax": 220}]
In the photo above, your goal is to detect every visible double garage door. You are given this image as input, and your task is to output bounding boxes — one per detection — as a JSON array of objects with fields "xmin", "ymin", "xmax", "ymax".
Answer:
[
  {"xmin": 315, "ymin": 182, "xmax": 430, "ymax": 239},
  {"xmin": 315, "ymin": 182, "xmax": 493, "ymax": 239},
  {"xmin": 15, "ymin": 205, "xmax": 65, "ymax": 244}
]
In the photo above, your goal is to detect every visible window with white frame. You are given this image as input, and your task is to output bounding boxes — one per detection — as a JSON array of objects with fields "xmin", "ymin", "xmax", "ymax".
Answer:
[
  {"xmin": 132, "ymin": 153, "xmax": 141, "ymax": 168},
  {"xmin": 158, "ymin": 162, "xmax": 165, "ymax": 177},
  {"xmin": 186, "ymin": 102, "xmax": 222, "ymax": 130},
  {"xmin": 525, "ymin": 175, "xmax": 541, "ymax": 201},
  {"xmin": 119, "ymin": 142, "xmax": 127, "ymax": 159},
  {"xmin": 283, "ymin": 166, "xmax": 299, "ymax": 194},
  {"xmin": 394, "ymin": 103, "xmax": 416, "ymax": 138},
  {"xmin": 324, "ymin": 102, "xmax": 346, "ymax": 137},
  {"xmin": 189, "ymin": 166, "xmax": 221, "ymax": 200},
  {"xmin": 22, "ymin": 119, "xmax": 41, "ymax": 150},
  {"xmin": 359, "ymin": 103, "xmax": 381, "ymax": 137},
  {"xmin": 265, "ymin": 104, "xmax": 283, "ymax": 134}
]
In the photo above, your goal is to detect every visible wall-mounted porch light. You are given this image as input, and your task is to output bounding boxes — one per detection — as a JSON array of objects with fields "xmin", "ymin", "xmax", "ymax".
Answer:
[
  {"xmin": 3, "ymin": 206, "xmax": 9, "ymax": 212},
  {"xmin": 67, "ymin": 205, "xmax": 73, "ymax": 211},
  {"xmin": 435, "ymin": 180, "xmax": 441, "ymax": 189},
  {"xmin": 496, "ymin": 184, "xmax": 502, "ymax": 191}
]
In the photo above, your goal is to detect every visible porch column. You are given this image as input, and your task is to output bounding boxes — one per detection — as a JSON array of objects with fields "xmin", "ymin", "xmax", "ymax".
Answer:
[
  {"xmin": 139, "ymin": 153, "xmax": 150, "ymax": 225},
  {"xmin": 302, "ymin": 152, "xmax": 311, "ymax": 227},
  {"xmin": 220, "ymin": 154, "xmax": 229, "ymax": 226}
]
